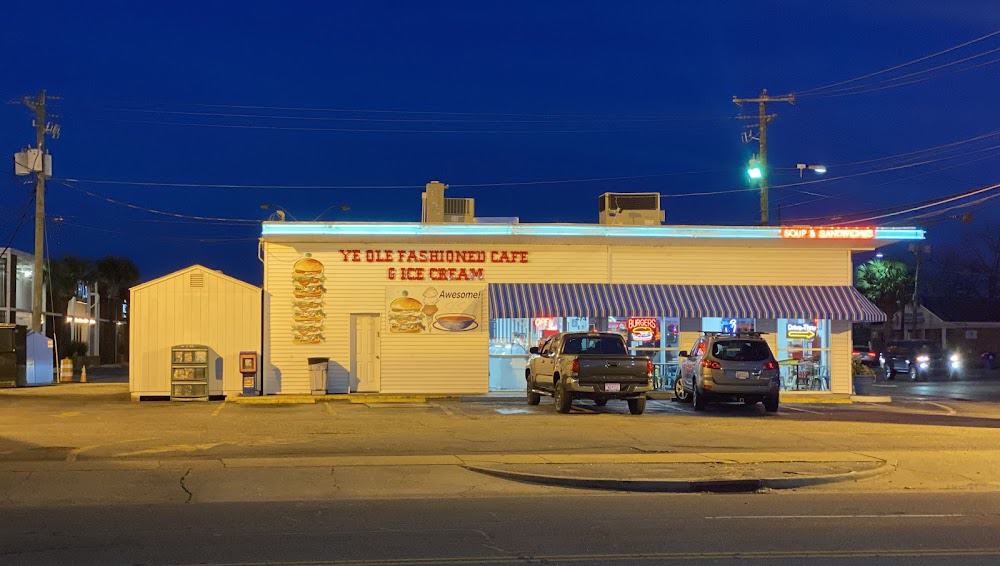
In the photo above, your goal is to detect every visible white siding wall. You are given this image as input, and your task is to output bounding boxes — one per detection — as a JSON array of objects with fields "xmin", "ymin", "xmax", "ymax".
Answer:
[
  {"xmin": 263, "ymin": 240, "xmax": 854, "ymax": 395},
  {"xmin": 129, "ymin": 267, "xmax": 261, "ymax": 398}
]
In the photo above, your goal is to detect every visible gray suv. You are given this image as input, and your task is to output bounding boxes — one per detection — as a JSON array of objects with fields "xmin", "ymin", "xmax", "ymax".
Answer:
[{"xmin": 675, "ymin": 332, "xmax": 780, "ymax": 412}]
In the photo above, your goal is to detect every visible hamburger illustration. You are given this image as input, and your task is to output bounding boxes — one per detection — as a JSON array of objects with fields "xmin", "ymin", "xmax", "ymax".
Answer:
[
  {"xmin": 389, "ymin": 292, "xmax": 424, "ymax": 333},
  {"xmin": 292, "ymin": 255, "xmax": 326, "ymax": 343}
]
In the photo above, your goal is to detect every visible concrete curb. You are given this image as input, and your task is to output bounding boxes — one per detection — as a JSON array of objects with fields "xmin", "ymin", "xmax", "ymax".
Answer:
[
  {"xmin": 463, "ymin": 459, "xmax": 893, "ymax": 493},
  {"xmin": 851, "ymin": 395, "xmax": 893, "ymax": 403}
]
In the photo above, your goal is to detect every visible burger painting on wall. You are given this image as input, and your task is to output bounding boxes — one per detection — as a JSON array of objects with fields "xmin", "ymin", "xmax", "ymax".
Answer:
[
  {"xmin": 292, "ymin": 255, "xmax": 326, "ymax": 344},
  {"xmin": 386, "ymin": 287, "xmax": 482, "ymax": 334}
]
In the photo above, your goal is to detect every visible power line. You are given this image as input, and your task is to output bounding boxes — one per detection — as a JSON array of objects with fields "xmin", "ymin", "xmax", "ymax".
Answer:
[
  {"xmin": 794, "ymin": 29, "xmax": 1000, "ymax": 95},
  {"xmin": 789, "ymin": 182, "xmax": 1000, "ymax": 225},
  {"xmin": 0, "ymin": 193, "xmax": 36, "ymax": 263},
  {"xmin": 51, "ymin": 220, "xmax": 258, "ymax": 243},
  {"xmin": 801, "ymin": 50, "xmax": 1000, "ymax": 99},
  {"xmin": 107, "ymin": 107, "xmax": 736, "ymax": 125},
  {"xmin": 107, "ymin": 118, "xmax": 724, "ymax": 135},
  {"xmin": 57, "ymin": 181, "xmax": 262, "ymax": 223},
  {"xmin": 778, "ymin": 148, "xmax": 1000, "ymax": 212},
  {"xmin": 189, "ymin": 103, "xmax": 724, "ymax": 120},
  {"xmin": 55, "ymin": 168, "xmax": 725, "ymax": 190},
  {"xmin": 845, "ymin": 182, "xmax": 1000, "ymax": 224}
]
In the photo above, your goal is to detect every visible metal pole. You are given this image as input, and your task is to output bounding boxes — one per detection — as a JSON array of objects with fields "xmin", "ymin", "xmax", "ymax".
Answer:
[
  {"xmin": 31, "ymin": 90, "xmax": 47, "ymax": 333},
  {"xmin": 758, "ymin": 96, "xmax": 769, "ymax": 225}
]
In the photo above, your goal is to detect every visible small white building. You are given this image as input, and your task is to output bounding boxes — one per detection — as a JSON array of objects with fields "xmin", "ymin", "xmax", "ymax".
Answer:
[{"xmin": 128, "ymin": 265, "xmax": 261, "ymax": 400}]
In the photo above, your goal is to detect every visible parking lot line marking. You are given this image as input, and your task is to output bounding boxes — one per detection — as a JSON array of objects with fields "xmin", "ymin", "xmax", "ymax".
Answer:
[
  {"xmin": 782, "ymin": 406, "xmax": 822, "ymax": 415},
  {"xmin": 324, "ymin": 402, "xmax": 335, "ymax": 415},
  {"xmin": 920, "ymin": 401, "xmax": 958, "ymax": 415},
  {"xmin": 705, "ymin": 514, "xmax": 965, "ymax": 520},
  {"xmin": 211, "ymin": 403, "xmax": 226, "ymax": 417},
  {"xmin": 653, "ymin": 401, "xmax": 687, "ymax": 412}
]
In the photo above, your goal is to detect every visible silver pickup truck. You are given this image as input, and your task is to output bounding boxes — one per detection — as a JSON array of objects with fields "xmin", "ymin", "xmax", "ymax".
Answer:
[{"xmin": 527, "ymin": 332, "xmax": 653, "ymax": 414}]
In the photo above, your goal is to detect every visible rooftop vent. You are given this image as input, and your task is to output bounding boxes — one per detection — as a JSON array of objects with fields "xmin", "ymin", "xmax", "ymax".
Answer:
[{"xmin": 599, "ymin": 192, "xmax": 664, "ymax": 226}]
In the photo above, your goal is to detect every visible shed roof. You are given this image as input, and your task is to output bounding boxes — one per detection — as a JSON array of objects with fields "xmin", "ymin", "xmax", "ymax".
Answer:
[{"xmin": 130, "ymin": 264, "xmax": 260, "ymax": 293}]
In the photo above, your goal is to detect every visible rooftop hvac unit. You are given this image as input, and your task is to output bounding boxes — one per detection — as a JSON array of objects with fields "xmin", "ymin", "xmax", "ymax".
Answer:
[
  {"xmin": 599, "ymin": 192, "xmax": 664, "ymax": 226},
  {"xmin": 443, "ymin": 198, "xmax": 475, "ymax": 223}
]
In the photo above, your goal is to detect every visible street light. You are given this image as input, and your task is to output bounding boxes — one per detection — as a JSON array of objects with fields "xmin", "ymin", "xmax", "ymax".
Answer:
[{"xmin": 796, "ymin": 163, "xmax": 828, "ymax": 178}]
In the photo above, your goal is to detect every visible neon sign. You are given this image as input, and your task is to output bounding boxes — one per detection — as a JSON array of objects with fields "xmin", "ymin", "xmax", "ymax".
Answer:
[
  {"xmin": 781, "ymin": 226, "xmax": 876, "ymax": 240},
  {"xmin": 627, "ymin": 317, "xmax": 659, "ymax": 342}
]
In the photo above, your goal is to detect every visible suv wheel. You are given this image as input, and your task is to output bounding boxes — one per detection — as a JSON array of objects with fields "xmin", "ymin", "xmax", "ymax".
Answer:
[
  {"xmin": 673, "ymin": 376, "xmax": 691, "ymax": 403},
  {"xmin": 554, "ymin": 380, "xmax": 573, "ymax": 414},
  {"xmin": 763, "ymin": 393, "xmax": 779, "ymax": 413},
  {"xmin": 692, "ymin": 381, "xmax": 707, "ymax": 411},
  {"xmin": 526, "ymin": 376, "xmax": 541, "ymax": 406},
  {"xmin": 627, "ymin": 396, "xmax": 646, "ymax": 415}
]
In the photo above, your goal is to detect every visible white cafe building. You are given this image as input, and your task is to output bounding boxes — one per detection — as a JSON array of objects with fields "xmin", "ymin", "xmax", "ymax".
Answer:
[{"xmin": 256, "ymin": 183, "xmax": 924, "ymax": 398}]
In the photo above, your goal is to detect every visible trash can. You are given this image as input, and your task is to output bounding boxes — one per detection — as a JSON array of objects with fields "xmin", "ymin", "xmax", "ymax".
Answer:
[{"xmin": 308, "ymin": 357, "xmax": 329, "ymax": 395}]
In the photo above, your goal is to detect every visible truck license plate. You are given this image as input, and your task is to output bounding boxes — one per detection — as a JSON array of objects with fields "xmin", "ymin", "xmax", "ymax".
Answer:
[
  {"xmin": 605, "ymin": 383, "xmax": 621, "ymax": 392},
  {"xmin": 736, "ymin": 371, "xmax": 750, "ymax": 380}
]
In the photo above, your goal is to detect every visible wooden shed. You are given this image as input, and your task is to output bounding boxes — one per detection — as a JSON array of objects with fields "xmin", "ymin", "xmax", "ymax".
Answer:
[{"xmin": 129, "ymin": 265, "xmax": 261, "ymax": 400}]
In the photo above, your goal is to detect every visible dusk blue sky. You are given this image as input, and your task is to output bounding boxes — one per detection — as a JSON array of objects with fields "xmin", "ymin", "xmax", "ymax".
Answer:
[{"xmin": 2, "ymin": 1, "xmax": 999, "ymax": 285}]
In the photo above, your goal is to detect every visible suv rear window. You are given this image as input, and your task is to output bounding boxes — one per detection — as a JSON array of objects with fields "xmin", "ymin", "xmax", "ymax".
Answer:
[
  {"xmin": 562, "ymin": 336, "xmax": 627, "ymax": 355},
  {"xmin": 711, "ymin": 340, "xmax": 772, "ymax": 362}
]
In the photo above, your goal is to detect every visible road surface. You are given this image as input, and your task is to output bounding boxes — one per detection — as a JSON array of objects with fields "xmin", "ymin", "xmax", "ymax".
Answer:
[{"xmin": 3, "ymin": 491, "xmax": 1000, "ymax": 565}]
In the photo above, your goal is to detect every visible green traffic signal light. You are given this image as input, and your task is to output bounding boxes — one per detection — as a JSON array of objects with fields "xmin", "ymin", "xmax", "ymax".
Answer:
[{"xmin": 747, "ymin": 158, "xmax": 764, "ymax": 180}]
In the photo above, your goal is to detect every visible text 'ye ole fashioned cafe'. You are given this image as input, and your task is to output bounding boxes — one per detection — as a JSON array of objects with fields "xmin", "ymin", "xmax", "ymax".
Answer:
[{"xmin": 127, "ymin": 183, "xmax": 925, "ymax": 401}]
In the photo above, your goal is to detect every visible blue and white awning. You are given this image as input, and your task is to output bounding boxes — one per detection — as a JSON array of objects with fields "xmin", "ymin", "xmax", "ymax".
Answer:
[{"xmin": 488, "ymin": 283, "xmax": 885, "ymax": 322}]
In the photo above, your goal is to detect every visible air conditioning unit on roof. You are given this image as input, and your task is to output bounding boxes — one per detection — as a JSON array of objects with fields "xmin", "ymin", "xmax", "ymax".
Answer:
[{"xmin": 599, "ymin": 192, "xmax": 664, "ymax": 226}]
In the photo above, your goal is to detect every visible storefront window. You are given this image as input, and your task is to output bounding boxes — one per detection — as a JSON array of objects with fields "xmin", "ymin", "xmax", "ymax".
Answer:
[
  {"xmin": 703, "ymin": 317, "xmax": 755, "ymax": 333},
  {"xmin": 489, "ymin": 318, "xmax": 531, "ymax": 391},
  {"xmin": 777, "ymin": 318, "xmax": 831, "ymax": 391},
  {"xmin": 625, "ymin": 316, "xmax": 681, "ymax": 391}
]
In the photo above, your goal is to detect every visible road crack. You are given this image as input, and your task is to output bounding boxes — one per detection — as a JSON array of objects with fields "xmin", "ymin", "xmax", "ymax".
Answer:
[{"xmin": 179, "ymin": 468, "xmax": 193, "ymax": 503}]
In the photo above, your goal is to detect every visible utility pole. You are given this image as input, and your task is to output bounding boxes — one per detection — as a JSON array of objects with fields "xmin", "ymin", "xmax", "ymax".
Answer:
[
  {"xmin": 20, "ymin": 90, "xmax": 58, "ymax": 333},
  {"xmin": 733, "ymin": 89, "xmax": 795, "ymax": 225},
  {"xmin": 909, "ymin": 244, "xmax": 932, "ymax": 338}
]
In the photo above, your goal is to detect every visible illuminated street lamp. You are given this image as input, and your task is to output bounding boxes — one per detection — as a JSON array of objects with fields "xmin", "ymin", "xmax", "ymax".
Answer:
[{"xmin": 796, "ymin": 163, "xmax": 828, "ymax": 178}]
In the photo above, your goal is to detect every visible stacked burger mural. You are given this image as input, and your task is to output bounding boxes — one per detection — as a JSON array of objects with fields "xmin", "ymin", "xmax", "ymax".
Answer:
[{"xmin": 292, "ymin": 255, "xmax": 326, "ymax": 343}]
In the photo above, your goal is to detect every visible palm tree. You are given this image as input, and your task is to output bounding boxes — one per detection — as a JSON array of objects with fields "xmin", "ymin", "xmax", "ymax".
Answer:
[
  {"xmin": 93, "ymin": 257, "xmax": 139, "ymax": 363},
  {"xmin": 856, "ymin": 259, "xmax": 914, "ymax": 340}
]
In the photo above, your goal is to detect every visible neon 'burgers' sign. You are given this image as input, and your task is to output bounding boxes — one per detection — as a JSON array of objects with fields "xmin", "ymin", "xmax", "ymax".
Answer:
[{"xmin": 626, "ymin": 317, "xmax": 659, "ymax": 342}]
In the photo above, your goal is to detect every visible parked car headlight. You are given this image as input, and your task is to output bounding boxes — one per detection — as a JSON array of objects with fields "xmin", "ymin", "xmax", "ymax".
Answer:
[
  {"xmin": 916, "ymin": 355, "xmax": 930, "ymax": 363},
  {"xmin": 949, "ymin": 353, "xmax": 960, "ymax": 363}
]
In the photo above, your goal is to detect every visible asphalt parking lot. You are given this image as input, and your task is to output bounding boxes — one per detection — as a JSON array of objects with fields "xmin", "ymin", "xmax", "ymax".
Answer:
[{"xmin": 2, "ymin": 381, "xmax": 1000, "ymax": 464}]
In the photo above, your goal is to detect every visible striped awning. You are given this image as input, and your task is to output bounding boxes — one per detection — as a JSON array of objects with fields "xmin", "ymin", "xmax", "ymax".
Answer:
[{"xmin": 488, "ymin": 283, "xmax": 885, "ymax": 322}]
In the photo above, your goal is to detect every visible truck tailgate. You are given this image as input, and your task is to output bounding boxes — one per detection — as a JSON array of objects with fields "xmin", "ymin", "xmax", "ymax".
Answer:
[{"xmin": 575, "ymin": 355, "xmax": 649, "ymax": 382}]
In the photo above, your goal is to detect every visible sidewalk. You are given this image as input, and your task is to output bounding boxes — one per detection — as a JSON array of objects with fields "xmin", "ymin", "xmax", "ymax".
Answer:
[{"xmin": 0, "ymin": 450, "xmax": 891, "ymax": 506}]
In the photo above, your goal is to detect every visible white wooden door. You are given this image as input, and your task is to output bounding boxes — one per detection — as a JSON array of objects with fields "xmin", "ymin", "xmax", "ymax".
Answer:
[{"xmin": 351, "ymin": 314, "xmax": 381, "ymax": 392}]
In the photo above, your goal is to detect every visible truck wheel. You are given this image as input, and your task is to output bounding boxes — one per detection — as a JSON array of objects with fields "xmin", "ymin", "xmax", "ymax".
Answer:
[
  {"xmin": 764, "ymin": 393, "xmax": 779, "ymax": 413},
  {"xmin": 692, "ymin": 383, "xmax": 707, "ymax": 411},
  {"xmin": 526, "ymin": 376, "xmax": 541, "ymax": 406},
  {"xmin": 554, "ymin": 381, "xmax": 572, "ymax": 414},
  {"xmin": 627, "ymin": 396, "xmax": 646, "ymax": 415}
]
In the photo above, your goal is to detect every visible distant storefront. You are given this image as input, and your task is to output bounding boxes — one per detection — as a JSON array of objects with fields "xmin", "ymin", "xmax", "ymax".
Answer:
[{"xmin": 260, "ymin": 222, "xmax": 924, "ymax": 397}]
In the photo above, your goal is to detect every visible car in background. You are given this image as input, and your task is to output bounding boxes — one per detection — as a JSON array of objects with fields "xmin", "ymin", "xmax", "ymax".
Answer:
[
  {"xmin": 526, "ymin": 332, "xmax": 653, "ymax": 414},
  {"xmin": 676, "ymin": 332, "xmax": 781, "ymax": 412},
  {"xmin": 880, "ymin": 340, "xmax": 962, "ymax": 380},
  {"xmin": 852, "ymin": 343, "xmax": 880, "ymax": 367}
]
